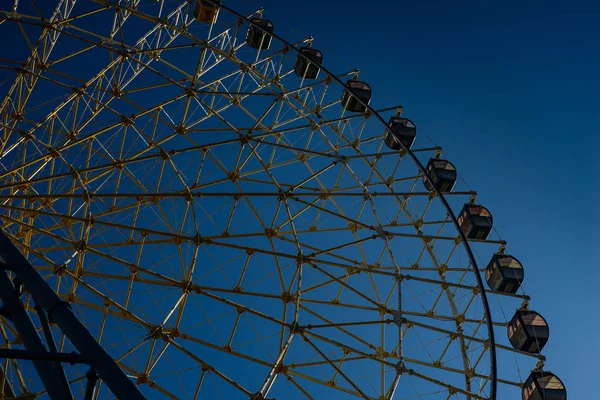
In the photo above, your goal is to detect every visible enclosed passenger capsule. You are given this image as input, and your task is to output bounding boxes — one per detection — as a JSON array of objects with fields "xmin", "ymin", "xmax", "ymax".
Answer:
[
  {"xmin": 194, "ymin": 0, "xmax": 220, "ymax": 24},
  {"xmin": 508, "ymin": 309, "xmax": 549, "ymax": 353},
  {"xmin": 486, "ymin": 254, "xmax": 524, "ymax": 294},
  {"xmin": 423, "ymin": 159, "xmax": 457, "ymax": 192},
  {"xmin": 522, "ymin": 371, "xmax": 567, "ymax": 400},
  {"xmin": 294, "ymin": 47, "xmax": 323, "ymax": 79},
  {"xmin": 246, "ymin": 18, "xmax": 274, "ymax": 50},
  {"xmin": 457, "ymin": 203, "xmax": 493, "ymax": 240},
  {"xmin": 341, "ymin": 80, "xmax": 371, "ymax": 112},
  {"xmin": 384, "ymin": 117, "xmax": 416, "ymax": 150}
]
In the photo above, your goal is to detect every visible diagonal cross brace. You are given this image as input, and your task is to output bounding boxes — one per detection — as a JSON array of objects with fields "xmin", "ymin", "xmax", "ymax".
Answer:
[
  {"xmin": 0, "ymin": 230, "xmax": 146, "ymax": 400},
  {"xmin": 0, "ymin": 268, "xmax": 72, "ymax": 399}
]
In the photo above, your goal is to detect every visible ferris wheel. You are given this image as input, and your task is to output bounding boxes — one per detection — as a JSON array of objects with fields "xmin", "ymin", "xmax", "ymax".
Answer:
[{"xmin": 0, "ymin": 1, "xmax": 567, "ymax": 399}]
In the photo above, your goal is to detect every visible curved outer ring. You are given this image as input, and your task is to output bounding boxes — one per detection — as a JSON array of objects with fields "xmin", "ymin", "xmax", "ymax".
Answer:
[
  {"xmin": 2, "ymin": 2, "xmax": 501, "ymax": 397},
  {"xmin": 214, "ymin": 2, "xmax": 498, "ymax": 398}
]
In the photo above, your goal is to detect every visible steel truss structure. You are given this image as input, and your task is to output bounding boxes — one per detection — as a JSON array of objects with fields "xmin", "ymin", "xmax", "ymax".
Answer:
[{"xmin": 0, "ymin": 1, "xmax": 558, "ymax": 399}]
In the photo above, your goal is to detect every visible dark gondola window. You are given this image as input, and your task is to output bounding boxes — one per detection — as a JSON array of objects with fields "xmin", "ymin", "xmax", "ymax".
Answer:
[
  {"xmin": 194, "ymin": 0, "xmax": 221, "ymax": 24},
  {"xmin": 294, "ymin": 47, "xmax": 323, "ymax": 80},
  {"xmin": 486, "ymin": 254, "xmax": 524, "ymax": 294},
  {"xmin": 508, "ymin": 310, "xmax": 549, "ymax": 354},
  {"xmin": 384, "ymin": 117, "xmax": 416, "ymax": 150},
  {"xmin": 341, "ymin": 80, "xmax": 371, "ymax": 112},
  {"xmin": 423, "ymin": 159, "xmax": 457, "ymax": 193},
  {"xmin": 457, "ymin": 204, "xmax": 493, "ymax": 240},
  {"xmin": 522, "ymin": 371, "xmax": 567, "ymax": 400},
  {"xmin": 246, "ymin": 18, "xmax": 274, "ymax": 50}
]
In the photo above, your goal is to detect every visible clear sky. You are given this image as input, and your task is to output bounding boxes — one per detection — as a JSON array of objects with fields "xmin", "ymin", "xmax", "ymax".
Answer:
[
  {"xmin": 1, "ymin": 0, "xmax": 596, "ymax": 398},
  {"xmin": 246, "ymin": 0, "xmax": 598, "ymax": 397}
]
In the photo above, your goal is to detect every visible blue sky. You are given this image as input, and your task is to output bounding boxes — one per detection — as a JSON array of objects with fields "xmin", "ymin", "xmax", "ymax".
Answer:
[
  {"xmin": 250, "ymin": 0, "xmax": 599, "ymax": 397},
  {"xmin": 1, "ymin": 0, "xmax": 596, "ymax": 397}
]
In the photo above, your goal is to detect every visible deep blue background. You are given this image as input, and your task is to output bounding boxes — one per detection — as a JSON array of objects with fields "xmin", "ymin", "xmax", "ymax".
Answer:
[
  {"xmin": 241, "ymin": 0, "xmax": 598, "ymax": 397},
  {"xmin": 2, "ymin": 0, "xmax": 595, "ymax": 397}
]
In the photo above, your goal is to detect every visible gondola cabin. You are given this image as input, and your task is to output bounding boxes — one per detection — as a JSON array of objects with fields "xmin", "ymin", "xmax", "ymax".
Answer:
[
  {"xmin": 486, "ymin": 254, "xmax": 524, "ymax": 294},
  {"xmin": 246, "ymin": 18, "xmax": 274, "ymax": 50},
  {"xmin": 341, "ymin": 80, "xmax": 371, "ymax": 112},
  {"xmin": 384, "ymin": 117, "xmax": 416, "ymax": 150},
  {"xmin": 457, "ymin": 203, "xmax": 493, "ymax": 240},
  {"xmin": 194, "ymin": 0, "xmax": 220, "ymax": 24},
  {"xmin": 522, "ymin": 371, "xmax": 567, "ymax": 400},
  {"xmin": 294, "ymin": 47, "xmax": 323, "ymax": 79},
  {"xmin": 423, "ymin": 159, "xmax": 457, "ymax": 192},
  {"xmin": 508, "ymin": 310, "xmax": 549, "ymax": 354}
]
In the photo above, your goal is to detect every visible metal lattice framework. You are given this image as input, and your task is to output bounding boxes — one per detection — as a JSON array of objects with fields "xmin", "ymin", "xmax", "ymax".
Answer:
[{"xmin": 0, "ymin": 1, "xmax": 557, "ymax": 399}]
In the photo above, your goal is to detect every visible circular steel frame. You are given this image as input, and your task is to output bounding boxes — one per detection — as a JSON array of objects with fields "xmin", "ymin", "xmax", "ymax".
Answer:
[
  {"xmin": 213, "ymin": 2, "xmax": 499, "ymax": 398},
  {"xmin": 0, "ymin": 1, "xmax": 502, "ymax": 398}
]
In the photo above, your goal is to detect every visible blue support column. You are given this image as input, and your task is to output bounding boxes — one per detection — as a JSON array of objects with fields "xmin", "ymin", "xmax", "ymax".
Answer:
[
  {"xmin": 0, "ymin": 348, "xmax": 89, "ymax": 363},
  {"xmin": 0, "ymin": 230, "xmax": 146, "ymax": 400},
  {"xmin": 0, "ymin": 269, "xmax": 72, "ymax": 399}
]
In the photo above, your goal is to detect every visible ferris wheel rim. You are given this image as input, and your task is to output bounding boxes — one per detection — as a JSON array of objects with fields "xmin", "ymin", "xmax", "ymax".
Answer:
[
  {"xmin": 0, "ymin": 1, "xmax": 511, "ymax": 398},
  {"xmin": 209, "ymin": 1, "xmax": 499, "ymax": 397}
]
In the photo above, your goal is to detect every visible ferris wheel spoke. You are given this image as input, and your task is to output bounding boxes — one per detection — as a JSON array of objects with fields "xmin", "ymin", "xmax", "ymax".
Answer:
[
  {"xmin": 405, "ymin": 367, "xmax": 489, "ymax": 400},
  {"xmin": 300, "ymin": 328, "xmax": 396, "ymax": 379},
  {"xmin": 305, "ymin": 264, "xmax": 383, "ymax": 311},
  {"xmin": 170, "ymin": 336, "xmax": 270, "ymax": 397},
  {"xmin": 399, "ymin": 273, "xmax": 526, "ymax": 301},
  {"xmin": 403, "ymin": 311, "xmax": 506, "ymax": 331},
  {"xmin": 68, "ymin": 270, "xmax": 180, "ymax": 291},
  {"xmin": 194, "ymin": 289, "xmax": 289, "ymax": 328},
  {"xmin": 285, "ymin": 353, "xmax": 373, "ymax": 369},
  {"xmin": 285, "ymin": 368, "xmax": 369, "ymax": 399},
  {"xmin": 404, "ymin": 320, "xmax": 490, "ymax": 357},
  {"xmin": 300, "ymin": 270, "xmax": 386, "ymax": 298},
  {"xmin": 143, "ymin": 379, "xmax": 181, "ymax": 400},
  {"xmin": 300, "ymin": 306, "xmax": 382, "ymax": 354},
  {"xmin": 280, "ymin": 237, "xmax": 394, "ymax": 276},
  {"xmin": 176, "ymin": 332, "xmax": 275, "ymax": 371},
  {"xmin": 62, "ymin": 289, "xmax": 148, "ymax": 329},
  {"xmin": 0, "ymin": 202, "xmax": 188, "ymax": 242},
  {"xmin": 71, "ymin": 267, "xmax": 182, "ymax": 321},
  {"xmin": 63, "ymin": 245, "xmax": 182, "ymax": 287},
  {"xmin": 304, "ymin": 319, "xmax": 387, "ymax": 331},
  {"xmin": 303, "ymin": 333, "xmax": 373, "ymax": 398}
]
